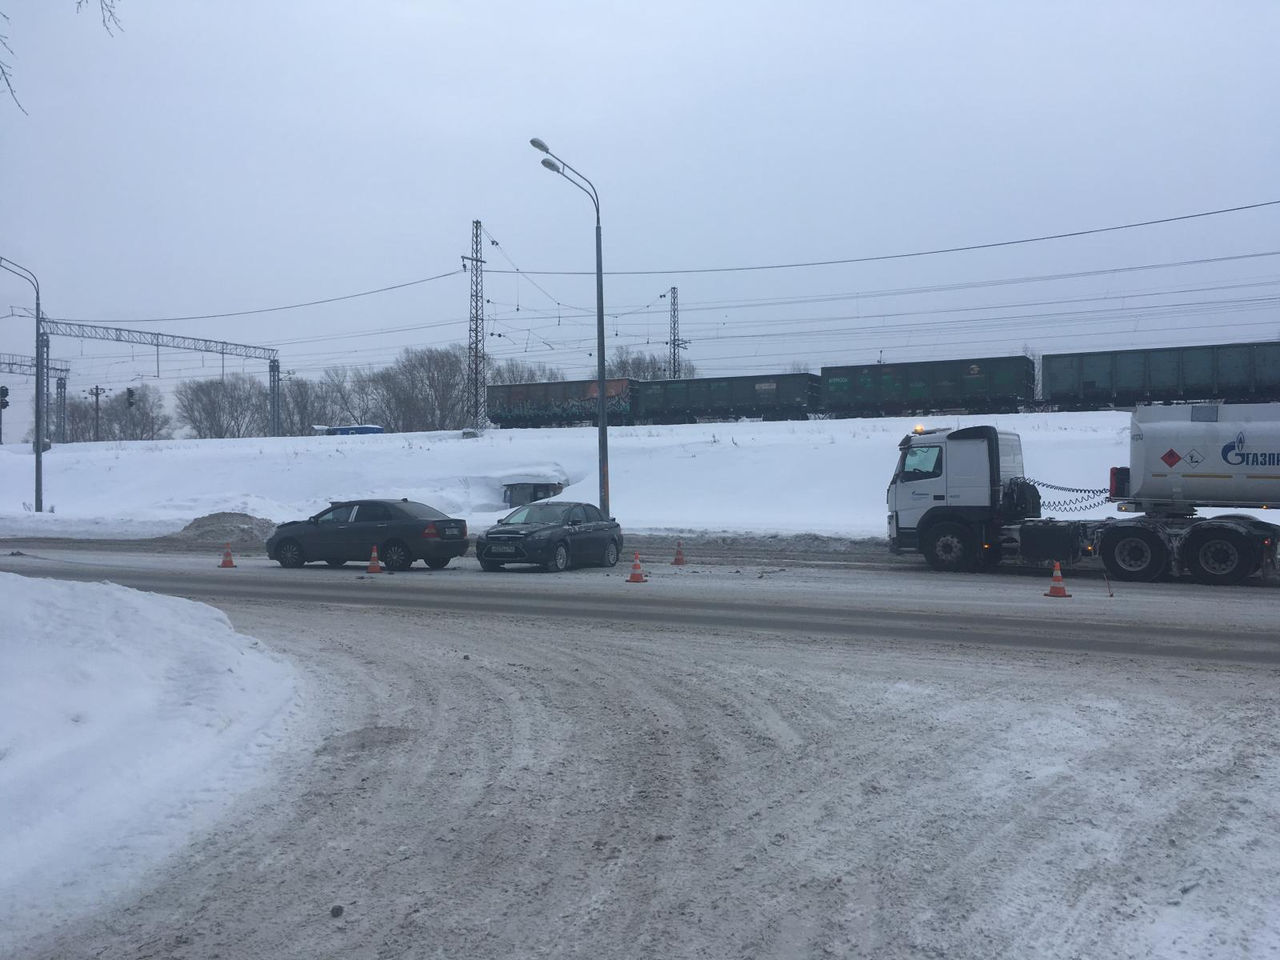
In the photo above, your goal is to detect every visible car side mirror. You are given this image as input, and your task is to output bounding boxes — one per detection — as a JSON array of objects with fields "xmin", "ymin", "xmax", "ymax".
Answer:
[
  {"xmin": 568, "ymin": 518, "xmax": 581, "ymax": 526},
  {"xmin": 308, "ymin": 517, "xmax": 318, "ymax": 525}
]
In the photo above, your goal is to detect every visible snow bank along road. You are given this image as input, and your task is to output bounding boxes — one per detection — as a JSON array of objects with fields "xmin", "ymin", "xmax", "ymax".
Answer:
[{"xmin": 6, "ymin": 550, "xmax": 1280, "ymax": 959}]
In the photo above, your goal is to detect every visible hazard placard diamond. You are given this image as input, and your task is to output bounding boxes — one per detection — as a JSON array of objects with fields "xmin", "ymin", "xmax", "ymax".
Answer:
[{"xmin": 1161, "ymin": 448, "xmax": 1182, "ymax": 468}]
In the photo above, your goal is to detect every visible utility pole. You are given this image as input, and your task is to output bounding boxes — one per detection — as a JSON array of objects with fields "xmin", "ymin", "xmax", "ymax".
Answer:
[
  {"xmin": 269, "ymin": 358, "xmax": 281, "ymax": 436},
  {"xmin": 56, "ymin": 377, "xmax": 67, "ymax": 443},
  {"xmin": 87, "ymin": 385, "xmax": 108, "ymax": 442},
  {"xmin": 464, "ymin": 219, "xmax": 486, "ymax": 430},
  {"xmin": 667, "ymin": 286, "xmax": 688, "ymax": 379}
]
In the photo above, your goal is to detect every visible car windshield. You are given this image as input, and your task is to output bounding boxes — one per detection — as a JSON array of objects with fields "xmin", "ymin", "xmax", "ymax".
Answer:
[
  {"xmin": 395, "ymin": 501, "xmax": 449, "ymax": 520},
  {"xmin": 501, "ymin": 503, "xmax": 571, "ymax": 525}
]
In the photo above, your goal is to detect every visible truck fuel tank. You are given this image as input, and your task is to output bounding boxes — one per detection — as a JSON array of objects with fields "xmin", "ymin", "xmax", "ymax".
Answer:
[{"xmin": 1017, "ymin": 520, "xmax": 1085, "ymax": 563}]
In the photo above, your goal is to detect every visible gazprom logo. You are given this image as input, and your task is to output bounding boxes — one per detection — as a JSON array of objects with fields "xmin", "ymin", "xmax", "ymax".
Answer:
[{"xmin": 1222, "ymin": 431, "xmax": 1280, "ymax": 467}]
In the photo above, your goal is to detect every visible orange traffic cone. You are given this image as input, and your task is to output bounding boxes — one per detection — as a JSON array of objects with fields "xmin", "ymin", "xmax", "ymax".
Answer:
[
  {"xmin": 367, "ymin": 545, "xmax": 384, "ymax": 573},
  {"xmin": 672, "ymin": 541, "xmax": 686, "ymax": 565},
  {"xmin": 219, "ymin": 543, "xmax": 236, "ymax": 568},
  {"xmin": 1044, "ymin": 561, "xmax": 1071, "ymax": 598},
  {"xmin": 627, "ymin": 552, "xmax": 648, "ymax": 583}
]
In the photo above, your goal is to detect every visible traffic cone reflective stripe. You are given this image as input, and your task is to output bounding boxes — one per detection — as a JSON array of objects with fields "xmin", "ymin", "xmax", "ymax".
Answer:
[
  {"xmin": 367, "ymin": 545, "xmax": 384, "ymax": 573},
  {"xmin": 627, "ymin": 552, "xmax": 648, "ymax": 583},
  {"xmin": 672, "ymin": 541, "xmax": 686, "ymax": 565},
  {"xmin": 1044, "ymin": 561, "xmax": 1071, "ymax": 598},
  {"xmin": 219, "ymin": 543, "xmax": 236, "ymax": 568}
]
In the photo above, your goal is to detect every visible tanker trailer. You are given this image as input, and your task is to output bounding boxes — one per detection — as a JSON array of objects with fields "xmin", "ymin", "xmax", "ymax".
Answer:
[{"xmin": 1099, "ymin": 403, "xmax": 1280, "ymax": 584}]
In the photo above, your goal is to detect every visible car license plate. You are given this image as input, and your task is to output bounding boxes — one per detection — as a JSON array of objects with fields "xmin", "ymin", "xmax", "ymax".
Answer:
[
  {"xmin": 443, "ymin": 524, "xmax": 462, "ymax": 536},
  {"xmin": 490, "ymin": 544, "xmax": 516, "ymax": 555}
]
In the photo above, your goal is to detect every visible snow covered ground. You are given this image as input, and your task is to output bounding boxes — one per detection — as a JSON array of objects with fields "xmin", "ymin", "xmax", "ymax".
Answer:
[
  {"xmin": 0, "ymin": 411, "xmax": 1133, "ymax": 539},
  {"xmin": 0, "ymin": 573, "xmax": 297, "ymax": 956},
  {"xmin": 4, "ymin": 411, "xmax": 1279, "ymax": 957}
]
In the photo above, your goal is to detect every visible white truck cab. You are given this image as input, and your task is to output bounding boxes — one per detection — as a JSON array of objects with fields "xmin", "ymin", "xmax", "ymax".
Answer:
[{"xmin": 888, "ymin": 425, "xmax": 1028, "ymax": 567}]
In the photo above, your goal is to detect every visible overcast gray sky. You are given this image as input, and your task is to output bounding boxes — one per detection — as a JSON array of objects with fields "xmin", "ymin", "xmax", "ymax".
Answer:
[{"xmin": 2, "ymin": 0, "xmax": 1278, "ymax": 436}]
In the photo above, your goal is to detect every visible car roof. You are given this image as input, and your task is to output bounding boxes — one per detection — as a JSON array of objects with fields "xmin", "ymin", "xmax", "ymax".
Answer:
[{"xmin": 330, "ymin": 498, "xmax": 417, "ymax": 506}]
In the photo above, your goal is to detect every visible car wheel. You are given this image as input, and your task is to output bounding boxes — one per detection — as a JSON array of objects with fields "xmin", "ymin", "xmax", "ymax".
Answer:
[
  {"xmin": 425, "ymin": 558, "xmax": 450, "ymax": 570},
  {"xmin": 544, "ymin": 542, "xmax": 570, "ymax": 573},
  {"xmin": 275, "ymin": 539, "xmax": 304, "ymax": 569},
  {"xmin": 480, "ymin": 559, "xmax": 504, "ymax": 572},
  {"xmin": 381, "ymin": 540, "xmax": 413, "ymax": 571},
  {"xmin": 603, "ymin": 539, "xmax": 619, "ymax": 567},
  {"xmin": 1100, "ymin": 526, "xmax": 1168, "ymax": 583},
  {"xmin": 324, "ymin": 559, "xmax": 347, "ymax": 568},
  {"xmin": 922, "ymin": 522, "xmax": 976, "ymax": 572},
  {"xmin": 1183, "ymin": 528, "xmax": 1256, "ymax": 586}
]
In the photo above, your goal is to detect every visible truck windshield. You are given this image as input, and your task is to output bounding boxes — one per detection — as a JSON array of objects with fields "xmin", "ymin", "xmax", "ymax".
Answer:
[{"xmin": 897, "ymin": 445, "xmax": 943, "ymax": 482}]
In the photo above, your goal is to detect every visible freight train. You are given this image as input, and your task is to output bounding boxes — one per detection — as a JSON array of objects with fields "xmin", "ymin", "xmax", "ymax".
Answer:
[{"xmin": 485, "ymin": 339, "xmax": 1280, "ymax": 427}]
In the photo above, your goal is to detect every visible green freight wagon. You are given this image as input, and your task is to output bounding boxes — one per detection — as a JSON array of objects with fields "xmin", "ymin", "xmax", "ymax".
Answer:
[
  {"xmin": 821, "ymin": 356, "xmax": 1034, "ymax": 417},
  {"xmin": 1042, "ymin": 341, "xmax": 1280, "ymax": 408},
  {"xmin": 486, "ymin": 378, "xmax": 636, "ymax": 427},
  {"xmin": 632, "ymin": 373, "xmax": 820, "ymax": 423}
]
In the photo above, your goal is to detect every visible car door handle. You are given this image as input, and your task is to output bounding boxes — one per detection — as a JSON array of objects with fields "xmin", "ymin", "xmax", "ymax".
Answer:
[{"xmin": 934, "ymin": 494, "xmax": 946, "ymax": 500}]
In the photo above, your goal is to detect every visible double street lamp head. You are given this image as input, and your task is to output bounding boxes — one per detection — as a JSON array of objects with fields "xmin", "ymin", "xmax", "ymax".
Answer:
[{"xmin": 531, "ymin": 139, "xmax": 563, "ymax": 174}]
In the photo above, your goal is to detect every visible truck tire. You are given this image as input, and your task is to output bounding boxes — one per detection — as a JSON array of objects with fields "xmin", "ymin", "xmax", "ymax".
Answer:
[
  {"xmin": 922, "ymin": 522, "xmax": 977, "ymax": 572},
  {"xmin": 1100, "ymin": 527, "xmax": 1167, "ymax": 583},
  {"xmin": 1183, "ymin": 528, "xmax": 1256, "ymax": 586}
]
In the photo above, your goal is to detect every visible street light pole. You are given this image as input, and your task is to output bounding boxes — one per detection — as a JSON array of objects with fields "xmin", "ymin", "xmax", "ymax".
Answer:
[
  {"xmin": 0, "ymin": 256, "xmax": 44, "ymax": 511},
  {"xmin": 530, "ymin": 137, "xmax": 611, "ymax": 518}
]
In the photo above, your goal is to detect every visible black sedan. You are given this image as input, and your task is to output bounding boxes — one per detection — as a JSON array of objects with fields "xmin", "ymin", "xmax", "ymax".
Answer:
[
  {"xmin": 475, "ymin": 501, "xmax": 622, "ymax": 572},
  {"xmin": 266, "ymin": 499, "xmax": 469, "ymax": 571}
]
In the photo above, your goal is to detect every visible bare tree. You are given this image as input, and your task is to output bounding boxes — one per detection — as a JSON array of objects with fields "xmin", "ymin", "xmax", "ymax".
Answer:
[
  {"xmin": 174, "ymin": 374, "xmax": 267, "ymax": 438},
  {"xmin": 60, "ymin": 396, "xmax": 97, "ymax": 443},
  {"xmin": 2, "ymin": 2, "xmax": 121, "ymax": 110},
  {"xmin": 487, "ymin": 358, "xmax": 566, "ymax": 385},
  {"xmin": 323, "ymin": 366, "xmax": 380, "ymax": 427},
  {"xmin": 365, "ymin": 346, "xmax": 468, "ymax": 433},
  {"xmin": 606, "ymin": 346, "xmax": 697, "ymax": 380},
  {"xmin": 101, "ymin": 383, "xmax": 171, "ymax": 440},
  {"xmin": 280, "ymin": 375, "xmax": 342, "ymax": 436}
]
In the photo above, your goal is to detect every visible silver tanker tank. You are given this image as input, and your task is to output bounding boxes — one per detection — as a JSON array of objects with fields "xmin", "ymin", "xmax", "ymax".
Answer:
[{"xmin": 1128, "ymin": 403, "xmax": 1280, "ymax": 509}]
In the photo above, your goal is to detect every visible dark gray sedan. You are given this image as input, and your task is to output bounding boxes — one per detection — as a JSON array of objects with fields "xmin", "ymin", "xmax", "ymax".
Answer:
[
  {"xmin": 475, "ymin": 501, "xmax": 622, "ymax": 572},
  {"xmin": 266, "ymin": 499, "xmax": 469, "ymax": 570}
]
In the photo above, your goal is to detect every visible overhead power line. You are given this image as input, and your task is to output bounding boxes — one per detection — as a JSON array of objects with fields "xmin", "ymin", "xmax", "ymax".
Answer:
[
  {"xmin": 488, "ymin": 200, "xmax": 1280, "ymax": 277},
  {"xmin": 52, "ymin": 268, "xmax": 466, "ymax": 325}
]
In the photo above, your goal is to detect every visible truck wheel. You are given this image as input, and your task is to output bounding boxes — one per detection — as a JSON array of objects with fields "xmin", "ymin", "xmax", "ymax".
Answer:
[
  {"xmin": 1183, "ymin": 528, "xmax": 1256, "ymax": 586},
  {"xmin": 922, "ymin": 522, "xmax": 976, "ymax": 572},
  {"xmin": 1100, "ymin": 527, "xmax": 1167, "ymax": 582}
]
